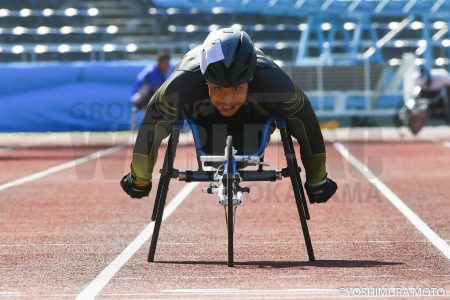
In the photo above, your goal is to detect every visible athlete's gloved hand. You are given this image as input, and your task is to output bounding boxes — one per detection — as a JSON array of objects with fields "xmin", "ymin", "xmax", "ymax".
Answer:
[
  {"xmin": 305, "ymin": 176, "xmax": 337, "ymax": 204},
  {"xmin": 120, "ymin": 173, "xmax": 152, "ymax": 199}
]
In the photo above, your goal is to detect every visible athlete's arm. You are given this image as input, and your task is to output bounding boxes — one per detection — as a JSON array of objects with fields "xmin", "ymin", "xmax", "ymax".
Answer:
[
  {"xmin": 130, "ymin": 77, "xmax": 178, "ymax": 185},
  {"xmin": 279, "ymin": 83, "xmax": 327, "ymax": 184},
  {"xmin": 271, "ymin": 78, "xmax": 337, "ymax": 203},
  {"xmin": 131, "ymin": 66, "xmax": 152, "ymax": 95}
]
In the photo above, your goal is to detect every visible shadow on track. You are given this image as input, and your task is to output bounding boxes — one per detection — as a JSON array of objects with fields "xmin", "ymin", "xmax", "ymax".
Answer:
[{"xmin": 156, "ymin": 259, "xmax": 402, "ymax": 269}]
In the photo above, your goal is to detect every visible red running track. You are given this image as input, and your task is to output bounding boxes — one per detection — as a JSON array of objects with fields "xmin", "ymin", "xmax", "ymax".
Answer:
[{"xmin": 0, "ymin": 139, "xmax": 449, "ymax": 299}]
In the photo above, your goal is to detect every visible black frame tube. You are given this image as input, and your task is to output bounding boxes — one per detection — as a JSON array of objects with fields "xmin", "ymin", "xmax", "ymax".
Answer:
[
  {"xmin": 177, "ymin": 170, "xmax": 280, "ymax": 182},
  {"xmin": 148, "ymin": 127, "xmax": 180, "ymax": 262},
  {"xmin": 286, "ymin": 128, "xmax": 310, "ymax": 220},
  {"xmin": 279, "ymin": 126, "xmax": 315, "ymax": 261}
]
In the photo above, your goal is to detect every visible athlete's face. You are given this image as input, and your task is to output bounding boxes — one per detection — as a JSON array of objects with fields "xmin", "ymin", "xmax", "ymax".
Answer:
[{"xmin": 208, "ymin": 82, "xmax": 248, "ymax": 117}]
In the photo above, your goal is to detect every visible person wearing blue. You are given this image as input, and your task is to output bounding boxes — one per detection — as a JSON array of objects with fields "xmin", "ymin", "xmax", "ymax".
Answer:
[{"xmin": 130, "ymin": 53, "xmax": 172, "ymax": 111}]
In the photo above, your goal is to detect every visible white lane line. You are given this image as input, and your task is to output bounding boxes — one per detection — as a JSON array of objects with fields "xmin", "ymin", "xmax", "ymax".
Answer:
[
  {"xmin": 0, "ymin": 146, "xmax": 17, "ymax": 154},
  {"xmin": 0, "ymin": 135, "xmax": 59, "ymax": 154},
  {"xmin": 163, "ymin": 288, "xmax": 240, "ymax": 293},
  {"xmin": 76, "ymin": 181, "xmax": 199, "ymax": 300},
  {"xmin": 0, "ymin": 145, "xmax": 123, "ymax": 191},
  {"xmin": 155, "ymin": 240, "xmax": 433, "ymax": 245},
  {"xmin": 86, "ymin": 296, "xmax": 350, "ymax": 300},
  {"xmin": 2, "ymin": 294, "xmax": 349, "ymax": 300},
  {"xmin": 334, "ymin": 142, "xmax": 450, "ymax": 260},
  {"xmin": 0, "ymin": 243, "xmax": 128, "ymax": 247},
  {"xmin": 161, "ymin": 288, "xmax": 337, "ymax": 294},
  {"xmin": 0, "ymin": 240, "xmax": 433, "ymax": 247},
  {"xmin": 443, "ymin": 141, "xmax": 450, "ymax": 148},
  {"xmin": 0, "ymin": 292, "xmax": 22, "ymax": 295}
]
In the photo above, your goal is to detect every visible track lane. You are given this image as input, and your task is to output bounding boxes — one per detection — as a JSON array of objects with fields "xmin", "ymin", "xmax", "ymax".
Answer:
[
  {"xmin": 342, "ymin": 141, "xmax": 450, "ymax": 243},
  {"xmin": 97, "ymin": 143, "xmax": 450, "ymax": 298},
  {"xmin": 0, "ymin": 145, "xmax": 194, "ymax": 296},
  {"xmin": 0, "ymin": 146, "xmax": 113, "ymax": 184},
  {"xmin": 2, "ymin": 140, "xmax": 449, "ymax": 298}
]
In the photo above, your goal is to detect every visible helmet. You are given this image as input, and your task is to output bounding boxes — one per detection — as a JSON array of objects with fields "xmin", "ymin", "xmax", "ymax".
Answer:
[{"xmin": 200, "ymin": 28, "xmax": 257, "ymax": 87}]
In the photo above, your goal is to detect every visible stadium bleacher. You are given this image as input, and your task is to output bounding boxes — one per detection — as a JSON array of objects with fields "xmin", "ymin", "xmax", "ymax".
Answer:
[{"xmin": 1, "ymin": 0, "xmax": 449, "ymax": 64}]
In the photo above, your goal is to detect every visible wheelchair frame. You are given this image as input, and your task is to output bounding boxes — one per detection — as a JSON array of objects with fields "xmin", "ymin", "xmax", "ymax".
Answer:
[{"xmin": 147, "ymin": 118, "xmax": 315, "ymax": 266}]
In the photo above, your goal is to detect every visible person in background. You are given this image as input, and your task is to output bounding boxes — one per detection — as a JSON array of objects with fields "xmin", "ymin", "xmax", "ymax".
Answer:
[
  {"xmin": 416, "ymin": 65, "xmax": 450, "ymax": 113},
  {"xmin": 404, "ymin": 65, "xmax": 450, "ymax": 133},
  {"xmin": 130, "ymin": 53, "xmax": 173, "ymax": 111},
  {"xmin": 415, "ymin": 65, "xmax": 450, "ymax": 97}
]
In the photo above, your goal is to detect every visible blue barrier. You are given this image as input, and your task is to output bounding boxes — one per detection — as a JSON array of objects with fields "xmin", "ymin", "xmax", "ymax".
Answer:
[
  {"xmin": 0, "ymin": 62, "xmax": 402, "ymax": 133},
  {"xmin": 0, "ymin": 65, "xmax": 80, "ymax": 96},
  {"xmin": 0, "ymin": 63, "xmax": 150, "ymax": 132}
]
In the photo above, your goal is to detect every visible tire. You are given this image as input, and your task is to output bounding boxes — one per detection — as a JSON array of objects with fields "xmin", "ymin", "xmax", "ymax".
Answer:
[{"xmin": 226, "ymin": 135, "xmax": 234, "ymax": 267}]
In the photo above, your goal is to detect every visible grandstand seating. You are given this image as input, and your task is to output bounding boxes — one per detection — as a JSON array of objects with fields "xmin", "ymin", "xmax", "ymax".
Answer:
[{"xmin": 1, "ymin": 0, "xmax": 449, "ymax": 65}]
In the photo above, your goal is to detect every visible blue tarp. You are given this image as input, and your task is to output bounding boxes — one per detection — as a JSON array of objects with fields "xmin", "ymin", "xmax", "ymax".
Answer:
[
  {"xmin": 0, "ymin": 63, "xmax": 148, "ymax": 132},
  {"xmin": 0, "ymin": 62, "xmax": 402, "ymax": 133}
]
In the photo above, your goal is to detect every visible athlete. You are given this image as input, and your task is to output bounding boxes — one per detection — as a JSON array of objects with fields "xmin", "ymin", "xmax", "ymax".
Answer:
[
  {"xmin": 403, "ymin": 66, "xmax": 450, "ymax": 133},
  {"xmin": 120, "ymin": 28, "xmax": 337, "ymax": 204}
]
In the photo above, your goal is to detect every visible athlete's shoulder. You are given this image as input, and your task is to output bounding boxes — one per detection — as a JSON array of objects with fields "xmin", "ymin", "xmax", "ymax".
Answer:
[
  {"xmin": 176, "ymin": 45, "xmax": 203, "ymax": 73},
  {"xmin": 252, "ymin": 49, "xmax": 295, "ymax": 94},
  {"xmin": 163, "ymin": 46, "xmax": 203, "ymax": 89},
  {"xmin": 255, "ymin": 48, "xmax": 279, "ymax": 70}
]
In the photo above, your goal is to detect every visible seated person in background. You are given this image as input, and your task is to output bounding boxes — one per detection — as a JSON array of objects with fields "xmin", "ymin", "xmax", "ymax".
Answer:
[
  {"xmin": 414, "ymin": 66, "xmax": 450, "ymax": 120},
  {"xmin": 130, "ymin": 53, "xmax": 173, "ymax": 110},
  {"xmin": 415, "ymin": 66, "xmax": 450, "ymax": 97}
]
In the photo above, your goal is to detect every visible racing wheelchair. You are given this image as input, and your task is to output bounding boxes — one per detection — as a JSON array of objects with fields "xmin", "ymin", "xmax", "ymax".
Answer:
[
  {"xmin": 396, "ymin": 85, "xmax": 450, "ymax": 135},
  {"xmin": 147, "ymin": 117, "xmax": 315, "ymax": 267}
]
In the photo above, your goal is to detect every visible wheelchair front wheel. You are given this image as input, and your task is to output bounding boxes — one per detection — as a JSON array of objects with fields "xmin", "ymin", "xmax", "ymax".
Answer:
[{"xmin": 226, "ymin": 135, "xmax": 234, "ymax": 267}]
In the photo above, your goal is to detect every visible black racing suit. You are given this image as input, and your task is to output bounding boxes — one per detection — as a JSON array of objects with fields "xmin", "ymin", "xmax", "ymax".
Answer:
[{"xmin": 131, "ymin": 47, "xmax": 327, "ymax": 184}]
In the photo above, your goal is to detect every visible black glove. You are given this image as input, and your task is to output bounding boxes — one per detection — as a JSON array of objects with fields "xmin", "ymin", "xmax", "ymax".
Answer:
[
  {"xmin": 120, "ymin": 173, "xmax": 152, "ymax": 199},
  {"xmin": 305, "ymin": 176, "xmax": 337, "ymax": 204}
]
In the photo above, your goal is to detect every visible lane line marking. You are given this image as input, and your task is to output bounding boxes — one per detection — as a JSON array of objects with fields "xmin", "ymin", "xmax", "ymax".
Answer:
[
  {"xmin": 161, "ymin": 288, "xmax": 337, "ymax": 294},
  {"xmin": 0, "ymin": 294, "xmax": 350, "ymax": 299},
  {"xmin": 0, "ymin": 145, "xmax": 123, "ymax": 192},
  {"xmin": 0, "ymin": 292, "xmax": 22, "ymax": 296},
  {"xmin": 0, "ymin": 135, "xmax": 59, "ymax": 154},
  {"xmin": 443, "ymin": 141, "xmax": 450, "ymax": 148},
  {"xmin": 95, "ymin": 297, "xmax": 349, "ymax": 300},
  {"xmin": 0, "ymin": 243, "xmax": 130, "ymax": 247},
  {"xmin": 154, "ymin": 240, "xmax": 433, "ymax": 245},
  {"xmin": 0, "ymin": 146, "xmax": 18, "ymax": 154},
  {"xmin": 0, "ymin": 240, "xmax": 434, "ymax": 247},
  {"xmin": 76, "ymin": 181, "xmax": 199, "ymax": 300},
  {"xmin": 334, "ymin": 142, "xmax": 450, "ymax": 260}
]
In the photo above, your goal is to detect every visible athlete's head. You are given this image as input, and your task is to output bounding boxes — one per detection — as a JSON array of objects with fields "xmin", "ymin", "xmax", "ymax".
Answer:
[{"xmin": 200, "ymin": 28, "xmax": 257, "ymax": 117}]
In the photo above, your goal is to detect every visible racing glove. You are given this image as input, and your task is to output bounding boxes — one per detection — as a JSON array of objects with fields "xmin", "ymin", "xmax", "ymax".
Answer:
[
  {"xmin": 120, "ymin": 173, "xmax": 152, "ymax": 199},
  {"xmin": 304, "ymin": 175, "xmax": 337, "ymax": 204}
]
